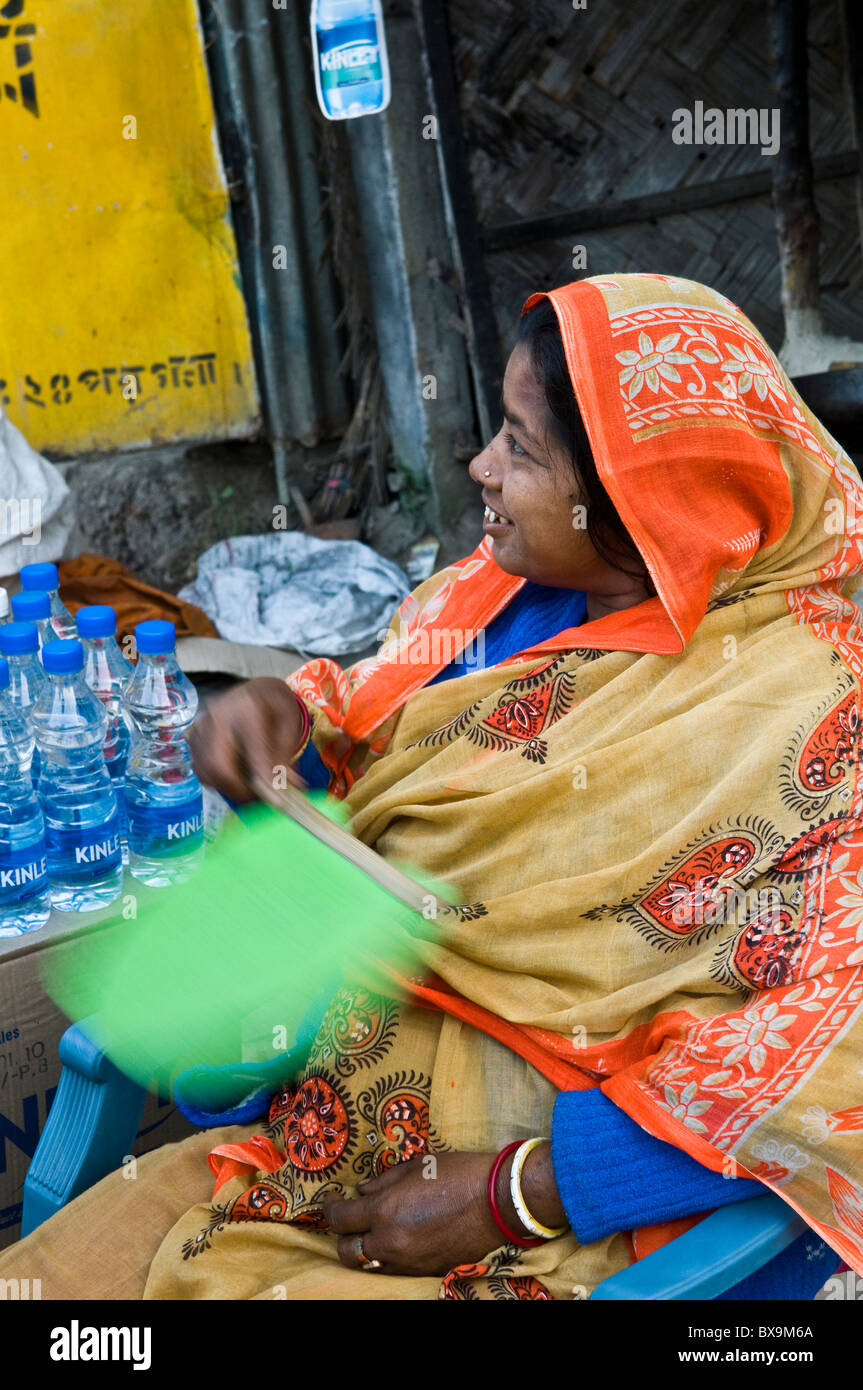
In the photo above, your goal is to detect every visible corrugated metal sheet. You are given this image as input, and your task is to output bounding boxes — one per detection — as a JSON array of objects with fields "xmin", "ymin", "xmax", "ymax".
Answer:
[{"xmin": 202, "ymin": 0, "xmax": 350, "ymax": 492}]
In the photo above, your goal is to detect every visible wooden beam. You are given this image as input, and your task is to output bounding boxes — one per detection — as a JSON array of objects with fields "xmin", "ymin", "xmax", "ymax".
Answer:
[
  {"xmin": 841, "ymin": 0, "xmax": 863, "ymax": 255},
  {"xmin": 768, "ymin": 0, "xmax": 821, "ymax": 337},
  {"xmin": 482, "ymin": 151, "xmax": 857, "ymax": 254},
  {"xmin": 413, "ymin": 0, "xmax": 502, "ymax": 442}
]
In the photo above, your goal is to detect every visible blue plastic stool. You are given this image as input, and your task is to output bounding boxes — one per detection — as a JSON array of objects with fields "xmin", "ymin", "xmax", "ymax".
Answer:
[{"xmin": 589, "ymin": 1194, "xmax": 806, "ymax": 1299}]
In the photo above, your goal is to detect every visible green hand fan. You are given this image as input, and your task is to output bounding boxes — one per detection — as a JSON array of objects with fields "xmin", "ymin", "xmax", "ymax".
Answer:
[{"xmin": 44, "ymin": 789, "xmax": 452, "ymax": 1095}]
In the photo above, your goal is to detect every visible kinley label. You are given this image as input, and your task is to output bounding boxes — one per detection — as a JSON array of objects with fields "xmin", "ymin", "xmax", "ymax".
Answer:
[
  {"xmin": 47, "ymin": 816, "xmax": 121, "ymax": 875},
  {"xmin": 0, "ymin": 856, "xmax": 47, "ymax": 889},
  {"xmin": 0, "ymin": 840, "xmax": 48, "ymax": 901},
  {"xmin": 127, "ymin": 799, "xmax": 204, "ymax": 849},
  {"xmin": 74, "ymin": 836, "xmax": 120, "ymax": 865},
  {"xmin": 167, "ymin": 813, "xmax": 202, "ymax": 841},
  {"xmin": 321, "ymin": 41, "xmax": 379, "ymax": 73}
]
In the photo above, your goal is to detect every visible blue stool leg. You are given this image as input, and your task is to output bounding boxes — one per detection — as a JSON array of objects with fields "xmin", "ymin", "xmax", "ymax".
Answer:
[{"xmin": 22, "ymin": 1024, "xmax": 146, "ymax": 1236}]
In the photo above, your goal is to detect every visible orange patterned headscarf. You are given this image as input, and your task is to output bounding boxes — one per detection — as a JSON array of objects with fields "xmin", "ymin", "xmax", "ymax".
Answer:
[{"xmin": 289, "ymin": 274, "xmax": 863, "ymax": 1273}]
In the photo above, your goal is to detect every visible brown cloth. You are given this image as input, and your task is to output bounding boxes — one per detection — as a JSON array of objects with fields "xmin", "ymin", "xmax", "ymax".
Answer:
[{"xmin": 58, "ymin": 553, "xmax": 218, "ymax": 644}]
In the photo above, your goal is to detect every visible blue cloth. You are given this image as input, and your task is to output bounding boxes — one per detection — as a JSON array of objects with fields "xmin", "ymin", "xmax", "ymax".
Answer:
[
  {"xmin": 552, "ymin": 1089, "xmax": 837, "ymax": 1299},
  {"xmin": 296, "ymin": 733, "xmax": 330, "ymax": 789},
  {"xmin": 429, "ymin": 581, "xmax": 588, "ymax": 685},
  {"xmin": 552, "ymin": 1089, "xmax": 763, "ymax": 1243},
  {"xmin": 715, "ymin": 1230, "xmax": 839, "ymax": 1301}
]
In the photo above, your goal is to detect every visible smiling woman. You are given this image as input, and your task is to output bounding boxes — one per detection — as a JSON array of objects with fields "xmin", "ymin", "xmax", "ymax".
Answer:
[
  {"xmin": 472, "ymin": 298, "xmax": 657, "ymax": 621},
  {"xmin": 2, "ymin": 273, "xmax": 861, "ymax": 1301}
]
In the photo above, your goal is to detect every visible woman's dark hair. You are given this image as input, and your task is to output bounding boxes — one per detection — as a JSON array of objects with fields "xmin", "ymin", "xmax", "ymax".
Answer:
[{"xmin": 516, "ymin": 297, "xmax": 654, "ymax": 591}]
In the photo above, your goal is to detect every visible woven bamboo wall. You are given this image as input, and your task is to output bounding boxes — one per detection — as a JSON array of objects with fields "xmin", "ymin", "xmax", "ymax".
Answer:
[{"xmin": 445, "ymin": 0, "xmax": 861, "ymax": 353}]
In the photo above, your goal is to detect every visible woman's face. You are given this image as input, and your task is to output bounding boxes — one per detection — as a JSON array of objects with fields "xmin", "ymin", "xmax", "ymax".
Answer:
[{"xmin": 468, "ymin": 343, "xmax": 651, "ymax": 613}]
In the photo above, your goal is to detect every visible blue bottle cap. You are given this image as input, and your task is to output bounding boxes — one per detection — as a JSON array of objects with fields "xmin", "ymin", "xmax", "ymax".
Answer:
[
  {"xmin": 76, "ymin": 604, "xmax": 117, "ymax": 639},
  {"xmin": 41, "ymin": 638, "xmax": 83, "ymax": 674},
  {"xmin": 11, "ymin": 590, "xmax": 51, "ymax": 622},
  {"xmin": 0, "ymin": 621, "xmax": 39, "ymax": 656},
  {"xmin": 0, "ymin": 657, "xmax": 8, "ymax": 690},
  {"xmin": 135, "ymin": 619, "xmax": 176, "ymax": 654},
  {"xmin": 20, "ymin": 562, "xmax": 59, "ymax": 592}
]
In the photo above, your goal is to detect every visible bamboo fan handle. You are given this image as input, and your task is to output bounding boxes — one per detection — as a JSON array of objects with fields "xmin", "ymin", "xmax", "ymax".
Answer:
[{"xmin": 263, "ymin": 782, "xmax": 451, "ymax": 918}]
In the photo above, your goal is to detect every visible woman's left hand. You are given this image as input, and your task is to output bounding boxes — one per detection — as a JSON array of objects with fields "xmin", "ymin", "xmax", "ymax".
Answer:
[{"xmin": 322, "ymin": 1151, "xmax": 506, "ymax": 1277}]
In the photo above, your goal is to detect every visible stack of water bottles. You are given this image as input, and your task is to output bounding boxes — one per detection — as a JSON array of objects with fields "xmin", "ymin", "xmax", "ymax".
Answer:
[{"xmin": 0, "ymin": 563, "xmax": 204, "ymax": 935}]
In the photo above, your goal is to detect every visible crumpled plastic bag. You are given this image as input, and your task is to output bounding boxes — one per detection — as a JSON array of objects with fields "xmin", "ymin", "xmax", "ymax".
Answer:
[
  {"xmin": 179, "ymin": 532, "xmax": 410, "ymax": 656},
  {"xmin": 0, "ymin": 410, "xmax": 77, "ymax": 575}
]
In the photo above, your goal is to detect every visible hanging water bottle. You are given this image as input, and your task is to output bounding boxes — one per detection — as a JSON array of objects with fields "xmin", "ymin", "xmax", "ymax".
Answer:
[
  {"xmin": 11, "ymin": 590, "xmax": 54, "ymax": 646},
  {"xmin": 31, "ymin": 639, "xmax": 122, "ymax": 912},
  {"xmin": 123, "ymin": 620, "xmax": 203, "ymax": 887},
  {"xmin": 0, "ymin": 622, "xmax": 47, "ymax": 786},
  {"xmin": 19, "ymin": 562, "xmax": 76, "ymax": 639},
  {"xmin": 77, "ymin": 605, "xmax": 133, "ymax": 864},
  {"xmin": 0, "ymin": 657, "xmax": 50, "ymax": 935},
  {"xmin": 310, "ymin": 0, "xmax": 390, "ymax": 120}
]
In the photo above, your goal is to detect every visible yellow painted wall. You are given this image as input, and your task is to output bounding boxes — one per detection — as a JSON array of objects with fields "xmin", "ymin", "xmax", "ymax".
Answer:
[{"xmin": 0, "ymin": 0, "xmax": 259, "ymax": 455}]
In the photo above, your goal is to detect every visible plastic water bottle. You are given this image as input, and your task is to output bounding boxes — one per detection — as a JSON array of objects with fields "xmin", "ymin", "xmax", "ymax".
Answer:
[
  {"xmin": 31, "ymin": 639, "xmax": 122, "ymax": 912},
  {"xmin": 310, "ymin": 0, "xmax": 390, "ymax": 120},
  {"xmin": 78, "ymin": 605, "xmax": 133, "ymax": 864},
  {"xmin": 0, "ymin": 622, "xmax": 46, "ymax": 786},
  {"xmin": 0, "ymin": 589, "xmax": 10, "ymax": 625},
  {"xmin": 123, "ymin": 620, "xmax": 203, "ymax": 887},
  {"xmin": 19, "ymin": 562, "xmax": 76, "ymax": 639},
  {"xmin": 0, "ymin": 657, "xmax": 50, "ymax": 934},
  {"xmin": 11, "ymin": 590, "xmax": 54, "ymax": 645}
]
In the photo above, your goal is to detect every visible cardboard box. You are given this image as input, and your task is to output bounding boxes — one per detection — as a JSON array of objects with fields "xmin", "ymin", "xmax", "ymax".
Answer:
[{"xmin": 0, "ymin": 786, "xmax": 236, "ymax": 1249}]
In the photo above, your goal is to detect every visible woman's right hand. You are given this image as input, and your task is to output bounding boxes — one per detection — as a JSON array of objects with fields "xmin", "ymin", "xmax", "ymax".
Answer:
[{"xmin": 188, "ymin": 676, "xmax": 309, "ymax": 806}]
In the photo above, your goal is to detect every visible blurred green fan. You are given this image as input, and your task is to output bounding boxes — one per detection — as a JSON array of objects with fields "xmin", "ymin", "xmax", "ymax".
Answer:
[{"xmin": 43, "ymin": 792, "xmax": 451, "ymax": 1093}]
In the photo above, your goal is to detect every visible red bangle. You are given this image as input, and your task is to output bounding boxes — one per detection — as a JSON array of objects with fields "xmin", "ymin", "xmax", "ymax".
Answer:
[
  {"xmin": 487, "ymin": 1141, "xmax": 545, "ymax": 1249},
  {"xmin": 292, "ymin": 696, "xmax": 311, "ymax": 758}
]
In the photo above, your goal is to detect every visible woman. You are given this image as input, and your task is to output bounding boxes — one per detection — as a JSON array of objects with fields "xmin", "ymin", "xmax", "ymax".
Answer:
[{"xmin": 3, "ymin": 272, "xmax": 862, "ymax": 1299}]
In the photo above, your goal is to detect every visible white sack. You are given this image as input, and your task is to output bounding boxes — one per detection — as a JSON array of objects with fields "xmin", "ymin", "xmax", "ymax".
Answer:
[{"xmin": 180, "ymin": 532, "xmax": 410, "ymax": 656}]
